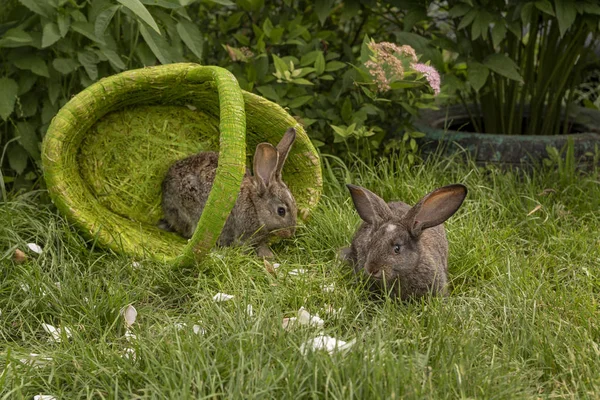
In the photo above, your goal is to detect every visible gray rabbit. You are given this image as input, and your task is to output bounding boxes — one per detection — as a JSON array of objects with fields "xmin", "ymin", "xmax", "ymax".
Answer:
[
  {"xmin": 160, "ymin": 128, "xmax": 298, "ymax": 258},
  {"xmin": 340, "ymin": 183, "xmax": 467, "ymax": 300}
]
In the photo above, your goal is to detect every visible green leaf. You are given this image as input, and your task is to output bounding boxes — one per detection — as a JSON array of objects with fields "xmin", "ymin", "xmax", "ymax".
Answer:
[
  {"xmin": 314, "ymin": 0, "xmax": 335, "ymax": 25},
  {"xmin": 272, "ymin": 54, "xmax": 288, "ymax": 74},
  {"xmin": 95, "ymin": 5, "xmax": 119, "ymax": 39},
  {"xmin": 71, "ymin": 22, "xmax": 105, "ymax": 44},
  {"xmin": 52, "ymin": 58, "xmax": 79, "ymax": 74},
  {"xmin": 176, "ymin": 20, "xmax": 203, "ymax": 61},
  {"xmin": 262, "ymin": 18, "xmax": 273, "ymax": 38},
  {"xmin": 520, "ymin": 2, "xmax": 534, "ymax": 26},
  {"xmin": 325, "ymin": 61, "xmax": 346, "ymax": 72},
  {"xmin": 491, "ymin": 22, "xmax": 507, "ymax": 48},
  {"xmin": 483, "ymin": 53, "xmax": 523, "ymax": 82},
  {"xmin": 100, "ymin": 48, "xmax": 126, "ymax": 70},
  {"xmin": 42, "ymin": 22, "xmax": 61, "ymax": 48},
  {"xmin": 287, "ymin": 95, "xmax": 313, "ymax": 108},
  {"xmin": 449, "ymin": 3, "xmax": 471, "ymax": 18},
  {"xmin": 535, "ymin": 0, "xmax": 555, "ymax": 16},
  {"xmin": 300, "ymin": 50, "xmax": 321, "ymax": 67},
  {"xmin": 8, "ymin": 143, "xmax": 28, "ymax": 175},
  {"xmin": 467, "ymin": 61, "xmax": 489, "ymax": 91},
  {"xmin": 78, "ymin": 51, "xmax": 99, "ymax": 81},
  {"xmin": 208, "ymin": 0, "xmax": 235, "ymax": 5},
  {"xmin": 1, "ymin": 28, "xmax": 32, "ymax": 43},
  {"xmin": 458, "ymin": 9, "xmax": 478, "ymax": 31},
  {"xmin": 554, "ymin": 0, "xmax": 577, "ymax": 37},
  {"xmin": 18, "ymin": 0, "xmax": 54, "ymax": 18},
  {"xmin": 57, "ymin": 13, "xmax": 71, "ymax": 37},
  {"xmin": 256, "ymin": 85, "xmax": 279, "ymax": 101},
  {"xmin": 292, "ymin": 78, "xmax": 313, "ymax": 85},
  {"xmin": 117, "ymin": 0, "xmax": 161, "ymax": 34},
  {"xmin": 18, "ymin": 73, "xmax": 37, "ymax": 95},
  {"xmin": 0, "ymin": 77, "xmax": 18, "ymax": 121},
  {"xmin": 16, "ymin": 121, "xmax": 40, "ymax": 160},
  {"xmin": 341, "ymin": 97, "xmax": 352, "ymax": 124},
  {"xmin": 140, "ymin": 0, "xmax": 182, "ymax": 8},
  {"xmin": 314, "ymin": 52, "xmax": 325, "ymax": 75},
  {"xmin": 139, "ymin": 24, "xmax": 171, "ymax": 64},
  {"xmin": 13, "ymin": 56, "xmax": 49, "ymax": 77}
]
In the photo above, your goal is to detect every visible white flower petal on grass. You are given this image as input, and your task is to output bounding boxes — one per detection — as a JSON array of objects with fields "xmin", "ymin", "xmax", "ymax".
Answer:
[
  {"xmin": 54, "ymin": 282, "xmax": 61, "ymax": 290},
  {"xmin": 297, "ymin": 307, "xmax": 324, "ymax": 328},
  {"xmin": 288, "ymin": 269, "xmax": 306, "ymax": 276},
  {"xmin": 321, "ymin": 283, "xmax": 335, "ymax": 293},
  {"xmin": 33, "ymin": 395, "xmax": 57, "ymax": 400},
  {"xmin": 299, "ymin": 335, "xmax": 356, "ymax": 355},
  {"xmin": 174, "ymin": 322, "xmax": 187, "ymax": 330},
  {"xmin": 124, "ymin": 330, "xmax": 137, "ymax": 341},
  {"xmin": 19, "ymin": 353, "xmax": 53, "ymax": 368},
  {"xmin": 322, "ymin": 304, "xmax": 344, "ymax": 316},
  {"xmin": 122, "ymin": 305, "xmax": 137, "ymax": 328},
  {"xmin": 282, "ymin": 317, "xmax": 298, "ymax": 331},
  {"xmin": 27, "ymin": 243, "xmax": 43, "ymax": 254},
  {"xmin": 246, "ymin": 304, "xmax": 254, "ymax": 317},
  {"xmin": 213, "ymin": 293, "xmax": 234, "ymax": 302},
  {"xmin": 273, "ymin": 263, "xmax": 281, "ymax": 269},
  {"xmin": 132, "ymin": 261, "xmax": 141, "ymax": 269},
  {"xmin": 122, "ymin": 347, "xmax": 137, "ymax": 361},
  {"xmin": 42, "ymin": 323, "xmax": 71, "ymax": 342},
  {"xmin": 20, "ymin": 283, "xmax": 30, "ymax": 292},
  {"xmin": 193, "ymin": 324, "xmax": 205, "ymax": 335}
]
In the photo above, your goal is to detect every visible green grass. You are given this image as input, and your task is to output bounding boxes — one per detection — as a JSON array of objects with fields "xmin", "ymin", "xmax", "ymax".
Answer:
[{"xmin": 1, "ymin": 153, "xmax": 600, "ymax": 399}]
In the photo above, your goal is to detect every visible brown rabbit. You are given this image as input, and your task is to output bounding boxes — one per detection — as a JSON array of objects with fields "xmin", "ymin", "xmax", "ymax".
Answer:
[
  {"xmin": 340, "ymin": 183, "xmax": 467, "ymax": 300},
  {"xmin": 160, "ymin": 128, "xmax": 298, "ymax": 258}
]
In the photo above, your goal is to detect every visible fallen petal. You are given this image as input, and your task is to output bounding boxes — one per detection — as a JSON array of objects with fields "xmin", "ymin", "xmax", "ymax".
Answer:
[
  {"xmin": 132, "ymin": 261, "xmax": 141, "ymax": 269},
  {"xmin": 20, "ymin": 283, "xmax": 30, "ymax": 292},
  {"xmin": 193, "ymin": 324, "xmax": 205, "ymax": 335},
  {"xmin": 282, "ymin": 317, "xmax": 298, "ymax": 330},
  {"xmin": 174, "ymin": 322, "xmax": 187, "ymax": 330},
  {"xmin": 213, "ymin": 293, "xmax": 234, "ymax": 302},
  {"xmin": 124, "ymin": 330, "xmax": 137, "ymax": 341},
  {"xmin": 299, "ymin": 335, "xmax": 356, "ymax": 355},
  {"xmin": 297, "ymin": 307, "xmax": 324, "ymax": 328},
  {"xmin": 27, "ymin": 243, "xmax": 43, "ymax": 254},
  {"xmin": 322, "ymin": 304, "xmax": 344, "ymax": 316},
  {"xmin": 122, "ymin": 305, "xmax": 137, "ymax": 328},
  {"xmin": 321, "ymin": 283, "xmax": 335, "ymax": 293},
  {"xmin": 273, "ymin": 263, "xmax": 281, "ymax": 269},
  {"xmin": 42, "ymin": 324, "xmax": 71, "ymax": 342},
  {"xmin": 33, "ymin": 395, "xmax": 57, "ymax": 400},
  {"xmin": 246, "ymin": 304, "xmax": 254, "ymax": 317},
  {"xmin": 122, "ymin": 347, "xmax": 137, "ymax": 361},
  {"xmin": 288, "ymin": 269, "xmax": 306, "ymax": 276},
  {"xmin": 19, "ymin": 353, "xmax": 53, "ymax": 368}
]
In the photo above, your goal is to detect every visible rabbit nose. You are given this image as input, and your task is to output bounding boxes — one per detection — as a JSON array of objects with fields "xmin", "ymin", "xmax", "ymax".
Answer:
[{"xmin": 365, "ymin": 263, "xmax": 382, "ymax": 278}]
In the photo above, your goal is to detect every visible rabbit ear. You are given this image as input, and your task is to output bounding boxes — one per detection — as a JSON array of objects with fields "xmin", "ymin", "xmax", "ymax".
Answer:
[
  {"xmin": 347, "ymin": 184, "xmax": 392, "ymax": 224},
  {"xmin": 403, "ymin": 184, "xmax": 467, "ymax": 237},
  {"xmin": 275, "ymin": 127, "xmax": 296, "ymax": 179},
  {"xmin": 253, "ymin": 143, "xmax": 279, "ymax": 192}
]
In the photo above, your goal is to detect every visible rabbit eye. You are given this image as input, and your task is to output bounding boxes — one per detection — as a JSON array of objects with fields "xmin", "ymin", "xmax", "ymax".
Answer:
[
  {"xmin": 277, "ymin": 207, "xmax": 286, "ymax": 217},
  {"xmin": 393, "ymin": 244, "xmax": 401, "ymax": 254}
]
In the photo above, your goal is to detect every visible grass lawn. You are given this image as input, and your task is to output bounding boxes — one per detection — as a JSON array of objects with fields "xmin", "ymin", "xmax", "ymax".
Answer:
[{"xmin": 1, "ymin": 154, "xmax": 600, "ymax": 399}]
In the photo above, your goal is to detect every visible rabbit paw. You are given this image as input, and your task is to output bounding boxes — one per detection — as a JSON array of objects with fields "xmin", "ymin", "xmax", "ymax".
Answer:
[{"xmin": 256, "ymin": 245, "xmax": 274, "ymax": 259}]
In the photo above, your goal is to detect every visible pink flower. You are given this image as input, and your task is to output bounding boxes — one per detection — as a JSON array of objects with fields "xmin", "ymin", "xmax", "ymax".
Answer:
[
  {"xmin": 410, "ymin": 62, "xmax": 441, "ymax": 95},
  {"xmin": 364, "ymin": 41, "xmax": 420, "ymax": 93}
]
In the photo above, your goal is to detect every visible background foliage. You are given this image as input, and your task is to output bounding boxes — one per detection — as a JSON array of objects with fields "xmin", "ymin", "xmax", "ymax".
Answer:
[{"xmin": 0, "ymin": 0, "xmax": 444, "ymax": 193}]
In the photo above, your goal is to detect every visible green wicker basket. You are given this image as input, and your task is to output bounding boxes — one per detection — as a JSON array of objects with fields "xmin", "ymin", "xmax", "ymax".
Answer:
[{"xmin": 42, "ymin": 63, "xmax": 322, "ymax": 266}]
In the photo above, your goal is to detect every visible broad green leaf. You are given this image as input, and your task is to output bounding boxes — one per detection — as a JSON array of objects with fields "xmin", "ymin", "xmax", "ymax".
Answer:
[
  {"xmin": 140, "ymin": 0, "xmax": 182, "ymax": 8},
  {"xmin": 52, "ymin": 58, "xmax": 79, "ymax": 74},
  {"xmin": 206, "ymin": 0, "xmax": 235, "ymax": 5},
  {"xmin": 467, "ymin": 61, "xmax": 489, "ymax": 91},
  {"xmin": 272, "ymin": 54, "xmax": 288, "ymax": 74},
  {"xmin": 314, "ymin": 52, "xmax": 325, "ymax": 75},
  {"xmin": 458, "ymin": 9, "xmax": 478, "ymax": 31},
  {"xmin": 101, "ymin": 48, "xmax": 126, "ymax": 70},
  {"xmin": 57, "ymin": 13, "xmax": 71, "ymax": 37},
  {"xmin": 449, "ymin": 3, "xmax": 471, "ymax": 18},
  {"xmin": 138, "ymin": 24, "xmax": 170, "ymax": 64},
  {"xmin": 0, "ymin": 78, "xmax": 18, "ymax": 121},
  {"xmin": 491, "ymin": 22, "xmax": 507, "ymax": 48},
  {"xmin": 256, "ymin": 85, "xmax": 279, "ymax": 101},
  {"xmin": 287, "ymin": 95, "xmax": 313, "ymax": 108},
  {"xmin": 42, "ymin": 22, "xmax": 61, "ymax": 48},
  {"xmin": 135, "ymin": 42, "xmax": 157, "ymax": 66},
  {"xmin": 16, "ymin": 121, "xmax": 40, "ymax": 160},
  {"xmin": 78, "ymin": 51, "xmax": 99, "ymax": 81},
  {"xmin": 262, "ymin": 18, "xmax": 273, "ymax": 38},
  {"xmin": 176, "ymin": 20, "xmax": 203, "ymax": 61},
  {"xmin": 341, "ymin": 97, "xmax": 352, "ymax": 124},
  {"xmin": 535, "ymin": 0, "xmax": 555, "ymax": 16},
  {"xmin": 292, "ymin": 78, "xmax": 313, "ymax": 85},
  {"xmin": 117, "ymin": 0, "xmax": 161, "ymax": 34},
  {"xmin": 300, "ymin": 50, "xmax": 321, "ymax": 67},
  {"xmin": 325, "ymin": 61, "xmax": 346, "ymax": 72},
  {"xmin": 520, "ymin": 2, "xmax": 534, "ymax": 26},
  {"xmin": 483, "ymin": 53, "xmax": 523, "ymax": 82},
  {"xmin": 18, "ymin": 0, "xmax": 54, "ymax": 18},
  {"xmin": 403, "ymin": 9, "xmax": 427, "ymax": 32},
  {"xmin": 554, "ymin": 0, "xmax": 577, "ymax": 37},
  {"xmin": 41, "ymin": 98, "xmax": 58, "ymax": 124},
  {"xmin": 13, "ymin": 56, "xmax": 49, "ymax": 77},
  {"xmin": 314, "ymin": 0, "xmax": 335, "ymax": 25},
  {"xmin": 319, "ymin": 74, "xmax": 334, "ymax": 81},
  {"xmin": 581, "ymin": 3, "xmax": 600, "ymax": 15},
  {"xmin": 394, "ymin": 32, "xmax": 444, "ymax": 70},
  {"xmin": 270, "ymin": 27, "xmax": 284, "ymax": 44},
  {"xmin": 17, "ymin": 73, "xmax": 37, "ymax": 95},
  {"xmin": 95, "ymin": 6, "xmax": 119, "ymax": 38},
  {"xmin": 48, "ymin": 80, "xmax": 61, "ymax": 105},
  {"xmin": 8, "ymin": 143, "xmax": 28, "ymax": 175},
  {"xmin": 71, "ymin": 22, "xmax": 105, "ymax": 44},
  {"xmin": 1, "ymin": 28, "xmax": 32, "ymax": 43}
]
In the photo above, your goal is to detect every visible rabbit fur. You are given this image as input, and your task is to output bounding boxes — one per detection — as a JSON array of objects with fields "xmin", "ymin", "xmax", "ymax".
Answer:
[
  {"xmin": 160, "ymin": 127, "xmax": 298, "ymax": 258},
  {"xmin": 340, "ymin": 183, "xmax": 467, "ymax": 300}
]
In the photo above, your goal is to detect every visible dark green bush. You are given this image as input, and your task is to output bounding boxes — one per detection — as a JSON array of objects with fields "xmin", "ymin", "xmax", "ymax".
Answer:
[{"xmin": 0, "ymin": 0, "xmax": 443, "ymax": 193}]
